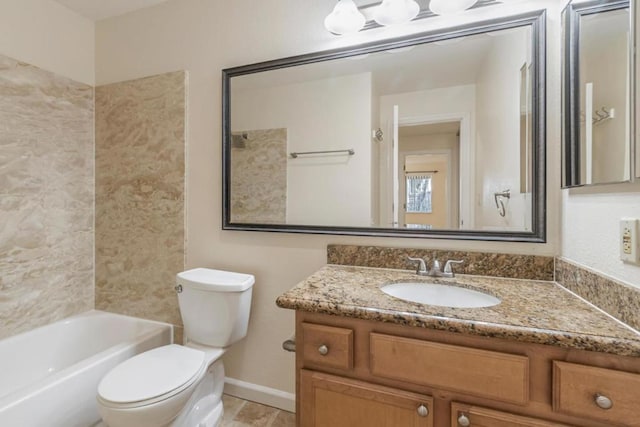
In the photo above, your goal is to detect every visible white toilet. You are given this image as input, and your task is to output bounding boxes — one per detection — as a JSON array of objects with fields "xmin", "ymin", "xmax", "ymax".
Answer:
[{"xmin": 96, "ymin": 268, "xmax": 255, "ymax": 427}]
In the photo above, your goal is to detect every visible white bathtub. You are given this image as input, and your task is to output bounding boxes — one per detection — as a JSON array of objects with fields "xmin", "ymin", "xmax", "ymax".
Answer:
[{"xmin": 0, "ymin": 310, "xmax": 172, "ymax": 427}]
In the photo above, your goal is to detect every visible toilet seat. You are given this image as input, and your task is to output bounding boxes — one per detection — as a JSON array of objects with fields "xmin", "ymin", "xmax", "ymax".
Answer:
[{"xmin": 98, "ymin": 345, "xmax": 206, "ymax": 409}]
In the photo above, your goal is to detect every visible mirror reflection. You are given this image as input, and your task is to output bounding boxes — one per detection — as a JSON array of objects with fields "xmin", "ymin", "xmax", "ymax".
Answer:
[
  {"xmin": 636, "ymin": 0, "xmax": 640, "ymax": 179},
  {"xmin": 224, "ymin": 13, "xmax": 545, "ymax": 240},
  {"xmin": 563, "ymin": 0, "xmax": 631, "ymax": 187}
]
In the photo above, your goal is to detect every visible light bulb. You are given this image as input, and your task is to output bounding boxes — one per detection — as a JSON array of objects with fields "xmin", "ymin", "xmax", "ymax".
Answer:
[
  {"xmin": 428, "ymin": 0, "xmax": 478, "ymax": 16},
  {"xmin": 373, "ymin": 0, "xmax": 420, "ymax": 26},
  {"xmin": 324, "ymin": 0, "xmax": 366, "ymax": 35}
]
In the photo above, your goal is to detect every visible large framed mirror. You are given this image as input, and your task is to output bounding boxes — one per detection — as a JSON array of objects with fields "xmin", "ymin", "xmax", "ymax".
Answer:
[
  {"xmin": 562, "ymin": 0, "xmax": 632, "ymax": 187},
  {"xmin": 222, "ymin": 10, "xmax": 546, "ymax": 242}
]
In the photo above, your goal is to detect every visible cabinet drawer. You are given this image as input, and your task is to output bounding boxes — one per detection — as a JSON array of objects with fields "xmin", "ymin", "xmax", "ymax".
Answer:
[
  {"xmin": 302, "ymin": 323, "xmax": 353, "ymax": 370},
  {"xmin": 451, "ymin": 402, "xmax": 569, "ymax": 427},
  {"xmin": 370, "ymin": 333, "xmax": 529, "ymax": 405},
  {"xmin": 552, "ymin": 361, "xmax": 640, "ymax": 426}
]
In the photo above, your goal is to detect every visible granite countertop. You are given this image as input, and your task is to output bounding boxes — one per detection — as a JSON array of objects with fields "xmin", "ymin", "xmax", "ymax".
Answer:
[{"xmin": 276, "ymin": 265, "xmax": 640, "ymax": 357}]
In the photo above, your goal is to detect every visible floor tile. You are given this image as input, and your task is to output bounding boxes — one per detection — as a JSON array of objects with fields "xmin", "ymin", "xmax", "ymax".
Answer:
[
  {"xmin": 232, "ymin": 401, "xmax": 279, "ymax": 426},
  {"xmin": 271, "ymin": 410, "xmax": 296, "ymax": 427},
  {"xmin": 220, "ymin": 394, "xmax": 295, "ymax": 427},
  {"xmin": 222, "ymin": 394, "xmax": 246, "ymax": 421}
]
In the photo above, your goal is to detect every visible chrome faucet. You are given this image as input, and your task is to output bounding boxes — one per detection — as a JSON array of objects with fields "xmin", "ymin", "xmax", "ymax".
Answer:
[{"xmin": 407, "ymin": 255, "xmax": 464, "ymax": 278}]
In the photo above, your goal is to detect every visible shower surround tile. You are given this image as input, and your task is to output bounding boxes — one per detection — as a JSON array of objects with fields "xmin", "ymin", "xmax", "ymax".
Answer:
[
  {"xmin": 95, "ymin": 71, "xmax": 186, "ymax": 327},
  {"xmin": 230, "ymin": 128, "xmax": 287, "ymax": 224},
  {"xmin": 0, "ymin": 54, "xmax": 94, "ymax": 339}
]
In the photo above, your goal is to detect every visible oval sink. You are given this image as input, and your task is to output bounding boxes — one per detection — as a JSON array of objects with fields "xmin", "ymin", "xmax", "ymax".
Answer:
[{"xmin": 381, "ymin": 282, "xmax": 501, "ymax": 308}]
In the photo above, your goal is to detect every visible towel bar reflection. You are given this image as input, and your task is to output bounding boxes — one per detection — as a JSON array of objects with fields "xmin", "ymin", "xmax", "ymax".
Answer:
[{"xmin": 290, "ymin": 149, "xmax": 355, "ymax": 159}]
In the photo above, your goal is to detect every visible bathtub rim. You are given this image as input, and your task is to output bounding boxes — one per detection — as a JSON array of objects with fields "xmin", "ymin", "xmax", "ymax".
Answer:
[{"xmin": 0, "ymin": 309, "xmax": 173, "ymax": 412}]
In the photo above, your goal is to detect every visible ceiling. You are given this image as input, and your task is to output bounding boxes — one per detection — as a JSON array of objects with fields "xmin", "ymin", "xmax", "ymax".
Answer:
[
  {"xmin": 54, "ymin": 0, "xmax": 171, "ymax": 21},
  {"xmin": 233, "ymin": 29, "xmax": 512, "ymax": 95}
]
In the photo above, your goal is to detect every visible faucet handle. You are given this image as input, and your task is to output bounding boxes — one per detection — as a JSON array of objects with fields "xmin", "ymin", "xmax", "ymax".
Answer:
[
  {"xmin": 444, "ymin": 260, "xmax": 464, "ymax": 276},
  {"xmin": 407, "ymin": 256, "xmax": 428, "ymax": 275}
]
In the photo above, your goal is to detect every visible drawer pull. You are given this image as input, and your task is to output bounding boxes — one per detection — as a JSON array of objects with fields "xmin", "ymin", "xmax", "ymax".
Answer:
[
  {"xmin": 457, "ymin": 413, "xmax": 471, "ymax": 426},
  {"xmin": 594, "ymin": 394, "xmax": 613, "ymax": 410},
  {"xmin": 318, "ymin": 344, "xmax": 329, "ymax": 356},
  {"xmin": 416, "ymin": 404, "xmax": 429, "ymax": 417}
]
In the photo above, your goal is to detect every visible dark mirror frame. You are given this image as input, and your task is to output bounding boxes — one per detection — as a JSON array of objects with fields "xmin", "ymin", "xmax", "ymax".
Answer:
[
  {"xmin": 222, "ymin": 10, "xmax": 547, "ymax": 243},
  {"xmin": 562, "ymin": 0, "xmax": 631, "ymax": 188}
]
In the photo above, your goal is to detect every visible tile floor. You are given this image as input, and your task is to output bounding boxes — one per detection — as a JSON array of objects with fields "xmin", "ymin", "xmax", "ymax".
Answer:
[{"xmin": 220, "ymin": 394, "xmax": 296, "ymax": 427}]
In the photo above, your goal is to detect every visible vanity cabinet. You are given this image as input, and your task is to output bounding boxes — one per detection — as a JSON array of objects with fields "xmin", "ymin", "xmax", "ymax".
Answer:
[{"xmin": 295, "ymin": 312, "xmax": 640, "ymax": 427}]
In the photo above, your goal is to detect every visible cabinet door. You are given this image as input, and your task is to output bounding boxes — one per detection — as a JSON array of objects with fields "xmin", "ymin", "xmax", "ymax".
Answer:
[
  {"xmin": 300, "ymin": 369, "xmax": 433, "ymax": 427},
  {"xmin": 451, "ymin": 402, "xmax": 571, "ymax": 427}
]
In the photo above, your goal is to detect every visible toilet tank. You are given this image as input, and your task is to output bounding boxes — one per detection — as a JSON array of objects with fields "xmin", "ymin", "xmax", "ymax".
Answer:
[{"xmin": 176, "ymin": 268, "xmax": 254, "ymax": 347}]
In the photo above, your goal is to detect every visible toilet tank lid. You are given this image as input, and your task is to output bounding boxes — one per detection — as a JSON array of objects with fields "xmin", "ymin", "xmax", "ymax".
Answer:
[{"xmin": 177, "ymin": 268, "xmax": 255, "ymax": 292}]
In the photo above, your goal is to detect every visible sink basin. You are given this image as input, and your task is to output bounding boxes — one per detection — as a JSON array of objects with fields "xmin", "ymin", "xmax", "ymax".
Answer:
[{"xmin": 381, "ymin": 282, "xmax": 501, "ymax": 308}]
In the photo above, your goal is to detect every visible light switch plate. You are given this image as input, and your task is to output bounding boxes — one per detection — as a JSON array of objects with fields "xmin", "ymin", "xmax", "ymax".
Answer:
[{"xmin": 620, "ymin": 219, "xmax": 640, "ymax": 264}]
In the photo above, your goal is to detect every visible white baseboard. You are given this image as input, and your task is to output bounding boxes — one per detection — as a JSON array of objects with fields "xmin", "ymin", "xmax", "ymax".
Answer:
[{"xmin": 224, "ymin": 377, "xmax": 296, "ymax": 413}]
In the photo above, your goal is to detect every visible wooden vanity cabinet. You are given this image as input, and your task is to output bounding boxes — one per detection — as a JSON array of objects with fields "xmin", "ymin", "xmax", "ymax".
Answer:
[{"xmin": 295, "ymin": 312, "xmax": 640, "ymax": 427}]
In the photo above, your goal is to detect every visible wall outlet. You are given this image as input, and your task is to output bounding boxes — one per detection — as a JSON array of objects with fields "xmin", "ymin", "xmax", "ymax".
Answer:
[{"xmin": 620, "ymin": 219, "xmax": 640, "ymax": 264}]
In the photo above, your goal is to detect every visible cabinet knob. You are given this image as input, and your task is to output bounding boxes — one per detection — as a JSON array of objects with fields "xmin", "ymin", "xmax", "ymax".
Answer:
[
  {"xmin": 594, "ymin": 394, "xmax": 613, "ymax": 410},
  {"xmin": 318, "ymin": 345, "xmax": 329, "ymax": 356},
  {"xmin": 416, "ymin": 404, "xmax": 429, "ymax": 417},
  {"xmin": 458, "ymin": 413, "xmax": 471, "ymax": 427}
]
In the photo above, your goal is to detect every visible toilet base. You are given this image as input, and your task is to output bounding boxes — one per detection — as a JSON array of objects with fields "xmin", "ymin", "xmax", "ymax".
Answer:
[
  {"xmin": 99, "ymin": 360, "xmax": 225, "ymax": 427},
  {"xmin": 170, "ymin": 360, "xmax": 226, "ymax": 427}
]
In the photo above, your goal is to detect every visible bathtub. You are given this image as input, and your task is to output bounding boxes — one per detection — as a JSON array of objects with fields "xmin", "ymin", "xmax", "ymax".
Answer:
[{"xmin": 0, "ymin": 310, "xmax": 172, "ymax": 427}]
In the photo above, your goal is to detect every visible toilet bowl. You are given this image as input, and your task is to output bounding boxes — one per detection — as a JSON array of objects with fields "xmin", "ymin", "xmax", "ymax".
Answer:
[{"xmin": 96, "ymin": 268, "xmax": 254, "ymax": 427}]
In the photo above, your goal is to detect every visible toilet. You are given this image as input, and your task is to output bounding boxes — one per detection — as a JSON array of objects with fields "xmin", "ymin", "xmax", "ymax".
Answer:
[{"xmin": 96, "ymin": 268, "xmax": 255, "ymax": 427}]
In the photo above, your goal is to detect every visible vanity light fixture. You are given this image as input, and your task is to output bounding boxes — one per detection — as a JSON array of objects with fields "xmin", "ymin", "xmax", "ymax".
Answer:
[
  {"xmin": 325, "ymin": 0, "xmax": 497, "ymax": 36},
  {"xmin": 428, "ymin": 0, "xmax": 478, "ymax": 16},
  {"xmin": 324, "ymin": 0, "xmax": 366, "ymax": 35},
  {"xmin": 373, "ymin": 0, "xmax": 420, "ymax": 26}
]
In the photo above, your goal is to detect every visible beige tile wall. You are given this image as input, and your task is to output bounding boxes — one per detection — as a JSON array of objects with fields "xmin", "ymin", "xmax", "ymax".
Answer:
[
  {"xmin": 0, "ymin": 54, "xmax": 94, "ymax": 339},
  {"xmin": 230, "ymin": 128, "xmax": 287, "ymax": 224},
  {"xmin": 95, "ymin": 71, "xmax": 186, "ymax": 328}
]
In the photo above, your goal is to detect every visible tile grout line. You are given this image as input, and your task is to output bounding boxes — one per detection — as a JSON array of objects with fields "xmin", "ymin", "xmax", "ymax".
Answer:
[
  {"xmin": 265, "ymin": 409, "xmax": 281, "ymax": 427},
  {"xmin": 222, "ymin": 396, "xmax": 246, "ymax": 425}
]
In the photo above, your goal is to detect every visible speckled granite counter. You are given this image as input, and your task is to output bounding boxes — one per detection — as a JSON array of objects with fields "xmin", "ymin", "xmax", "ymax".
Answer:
[{"xmin": 276, "ymin": 265, "xmax": 640, "ymax": 357}]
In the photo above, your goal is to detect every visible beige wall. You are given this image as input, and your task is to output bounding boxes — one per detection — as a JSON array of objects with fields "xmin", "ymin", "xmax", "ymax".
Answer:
[
  {"xmin": 0, "ymin": 54, "xmax": 94, "ymax": 339},
  {"xmin": 0, "ymin": 0, "xmax": 95, "ymax": 85},
  {"xmin": 562, "ymin": 185, "xmax": 640, "ymax": 290},
  {"xmin": 95, "ymin": 0, "xmax": 561, "ymax": 401}
]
